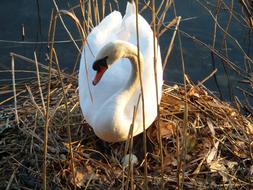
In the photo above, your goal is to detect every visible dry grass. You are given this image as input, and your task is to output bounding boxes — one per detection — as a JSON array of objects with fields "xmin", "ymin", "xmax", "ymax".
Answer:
[
  {"xmin": 0, "ymin": 67, "xmax": 252, "ymax": 189},
  {"xmin": 239, "ymin": 0, "xmax": 253, "ymax": 29},
  {"xmin": 0, "ymin": 0, "xmax": 253, "ymax": 189}
]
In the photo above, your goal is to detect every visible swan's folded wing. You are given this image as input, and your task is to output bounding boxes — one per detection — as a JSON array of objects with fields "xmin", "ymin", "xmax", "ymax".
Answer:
[
  {"xmin": 87, "ymin": 11, "xmax": 122, "ymax": 55},
  {"xmin": 81, "ymin": 10, "xmax": 123, "ymax": 86},
  {"xmin": 79, "ymin": 10, "xmax": 125, "ymax": 123},
  {"xmin": 118, "ymin": 3, "xmax": 164, "ymax": 127}
]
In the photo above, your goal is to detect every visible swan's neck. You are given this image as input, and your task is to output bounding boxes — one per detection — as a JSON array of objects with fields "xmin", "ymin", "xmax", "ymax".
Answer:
[
  {"xmin": 124, "ymin": 55, "xmax": 141, "ymax": 96},
  {"xmin": 115, "ymin": 45, "xmax": 144, "ymax": 117},
  {"xmin": 93, "ymin": 41, "xmax": 144, "ymax": 141}
]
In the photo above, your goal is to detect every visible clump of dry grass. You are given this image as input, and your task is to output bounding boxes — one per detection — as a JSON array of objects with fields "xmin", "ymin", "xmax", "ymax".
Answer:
[
  {"xmin": 1, "ymin": 0, "xmax": 253, "ymax": 189},
  {"xmin": 0, "ymin": 63, "xmax": 252, "ymax": 189}
]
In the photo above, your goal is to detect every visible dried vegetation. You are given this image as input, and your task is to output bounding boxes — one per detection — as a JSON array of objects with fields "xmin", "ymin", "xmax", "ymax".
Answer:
[
  {"xmin": 0, "ymin": 71, "xmax": 252, "ymax": 189},
  {"xmin": 0, "ymin": 0, "xmax": 253, "ymax": 189}
]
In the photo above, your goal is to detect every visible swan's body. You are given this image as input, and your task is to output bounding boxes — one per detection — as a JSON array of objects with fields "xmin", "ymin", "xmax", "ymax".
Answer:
[{"xmin": 79, "ymin": 2, "xmax": 163, "ymax": 142}]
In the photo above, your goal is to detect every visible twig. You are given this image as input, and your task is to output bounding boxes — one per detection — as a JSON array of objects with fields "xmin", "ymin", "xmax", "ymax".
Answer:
[
  {"xmin": 162, "ymin": 16, "xmax": 181, "ymax": 70},
  {"xmin": 135, "ymin": 0, "xmax": 148, "ymax": 189},
  {"xmin": 52, "ymin": 0, "xmax": 81, "ymax": 54},
  {"xmin": 197, "ymin": 68, "xmax": 218, "ymax": 87},
  {"xmin": 26, "ymin": 84, "xmax": 45, "ymax": 118},
  {"xmin": 52, "ymin": 48, "xmax": 76, "ymax": 188},
  {"xmin": 43, "ymin": 11, "xmax": 56, "ymax": 190},
  {"xmin": 10, "ymin": 54, "xmax": 19, "ymax": 125},
  {"xmin": 34, "ymin": 51, "xmax": 46, "ymax": 116},
  {"xmin": 210, "ymin": 0, "xmax": 223, "ymax": 99},
  {"xmin": 172, "ymin": 2, "xmax": 188, "ymax": 189},
  {"xmin": 125, "ymin": 105, "xmax": 137, "ymax": 190},
  {"xmin": 5, "ymin": 167, "xmax": 18, "ymax": 190},
  {"xmin": 152, "ymin": 0, "xmax": 164, "ymax": 189}
]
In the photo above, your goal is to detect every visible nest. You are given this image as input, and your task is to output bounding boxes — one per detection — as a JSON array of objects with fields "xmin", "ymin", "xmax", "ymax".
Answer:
[{"xmin": 0, "ymin": 68, "xmax": 253, "ymax": 189}]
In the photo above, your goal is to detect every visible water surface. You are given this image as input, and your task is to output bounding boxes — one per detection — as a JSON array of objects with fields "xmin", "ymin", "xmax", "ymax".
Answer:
[{"xmin": 0, "ymin": 0, "xmax": 252, "ymax": 104}]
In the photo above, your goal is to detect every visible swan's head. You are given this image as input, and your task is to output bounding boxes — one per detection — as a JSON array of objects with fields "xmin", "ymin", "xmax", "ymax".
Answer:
[
  {"xmin": 92, "ymin": 55, "xmax": 109, "ymax": 86},
  {"xmin": 92, "ymin": 41, "xmax": 132, "ymax": 85}
]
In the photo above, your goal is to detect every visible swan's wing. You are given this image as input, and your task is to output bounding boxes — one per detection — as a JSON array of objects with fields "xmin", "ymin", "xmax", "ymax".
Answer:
[
  {"xmin": 79, "ymin": 11, "xmax": 127, "ymax": 123},
  {"xmin": 119, "ymin": 2, "xmax": 161, "ymax": 77},
  {"xmin": 85, "ymin": 11, "xmax": 123, "ymax": 56},
  {"xmin": 118, "ymin": 2, "xmax": 164, "ymax": 127}
]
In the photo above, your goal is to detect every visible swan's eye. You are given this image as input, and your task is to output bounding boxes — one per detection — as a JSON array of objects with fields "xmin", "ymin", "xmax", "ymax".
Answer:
[
  {"xmin": 93, "ymin": 56, "xmax": 108, "ymax": 71},
  {"xmin": 93, "ymin": 62, "xmax": 100, "ymax": 71}
]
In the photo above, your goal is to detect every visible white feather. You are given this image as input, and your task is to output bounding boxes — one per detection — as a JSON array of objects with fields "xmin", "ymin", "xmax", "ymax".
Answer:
[{"xmin": 79, "ymin": 2, "xmax": 163, "ymax": 142}]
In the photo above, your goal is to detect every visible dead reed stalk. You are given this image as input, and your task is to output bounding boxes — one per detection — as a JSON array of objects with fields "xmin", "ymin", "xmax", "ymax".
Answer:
[
  {"xmin": 152, "ymin": 0, "xmax": 164, "ymax": 189},
  {"xmin": 134, "ymin": 0, "xmax": 148, "ymax": 189},
  {"xmin": 1, "ymin": 1, "xmax": 253, "ymax": 190}
]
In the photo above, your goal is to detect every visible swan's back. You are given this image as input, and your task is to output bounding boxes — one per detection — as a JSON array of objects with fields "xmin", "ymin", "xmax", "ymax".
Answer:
[{"xmin": 116, "ymin": 3, "xmax": 163, "ymax": 129}]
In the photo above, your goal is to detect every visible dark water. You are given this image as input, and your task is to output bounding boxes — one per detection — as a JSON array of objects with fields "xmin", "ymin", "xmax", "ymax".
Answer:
[{"xmin": 0, "ymin": 0, "xmax": 252, "ymax": 104}]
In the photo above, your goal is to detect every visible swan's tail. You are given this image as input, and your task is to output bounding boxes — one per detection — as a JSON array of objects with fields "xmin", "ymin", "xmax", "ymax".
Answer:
[{"xmin": 125, "ymin": 1, "xmax": 136, "ymax": 17}]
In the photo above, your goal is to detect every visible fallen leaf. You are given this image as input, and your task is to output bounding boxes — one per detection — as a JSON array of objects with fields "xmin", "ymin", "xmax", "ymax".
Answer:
[
  {"xmin": 226, "ymin": 161, "xmax": 237, "ymax": 170},
  {"xmin": 185, "ymin": 133, "xmax": 197, "ymax": 153},
  {"xmin": 232, "ymin": 141, "xmax": 248, "ymax": 158},
  {"xmin": 160, "ymin": 121, "xmax": 176, "ymax": 139},
  {"xmin": 193, "ymin": 156, "xmax": 205, "ymax": 175},
  {"xmin": 71, "ymin": 166, "xmax": 87, "ymax": 187},
  {"xmin": 207, "ymin": 141, "xmax": 219, "ymax": 164},
  {"xmin": 69, "ymin": 164, "xmax": 95, "ymax": 188},
  {"xmin": 189, "ymin": 87, "xmax": 200, "ymax": 98},
  {"xmin": 207, "ymin": 119, "xmax": 215, "ymax": 137},
  {"xmin": 209, "ymin": 159, "xmax": 229, "ymax": 182},
  {"xmin": 245, "ymin": 120, "xmax": 253, "ymax": 135}
]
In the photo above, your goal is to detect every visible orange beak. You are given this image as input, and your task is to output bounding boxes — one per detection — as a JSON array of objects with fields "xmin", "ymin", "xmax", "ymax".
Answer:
[{"xmin": 92, "ymin": 66, "xmax": 108, "ymax": 85}]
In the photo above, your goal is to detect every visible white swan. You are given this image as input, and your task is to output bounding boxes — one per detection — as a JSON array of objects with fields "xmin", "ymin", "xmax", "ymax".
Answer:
[{"xmin": 79, "ymin": 2, "xmax": 163, "ymax": 142}]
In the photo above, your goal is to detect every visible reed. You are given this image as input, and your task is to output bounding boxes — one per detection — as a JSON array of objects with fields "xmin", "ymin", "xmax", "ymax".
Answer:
[
  {"xmin": 34, "ymin": 51, "xmax": 46, "ymax": 115},
  {"xmin": 152, "ymin": 0, "xmax": 164, "ymax": 189},
  {"xmin": 1, "ymin": 55, "xmax": 253, "ymax": 189},
  {"xmin": 10, "ymin": 54, "xmax": 19, "ymax": 125},
  {"xmin": 42, "ymin": 9, "xmax": 55, "ymax": 189},
  {"xmin": 134, "ymin": 0, "xmax": 148, "ymax": 189},
  {"xmin": 1, "ymin": 59, "xmax": 253, "ymax": 188},
  {"xmin": 1, "ymin": 0, "xmax": 253, "ymax": 189}
]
